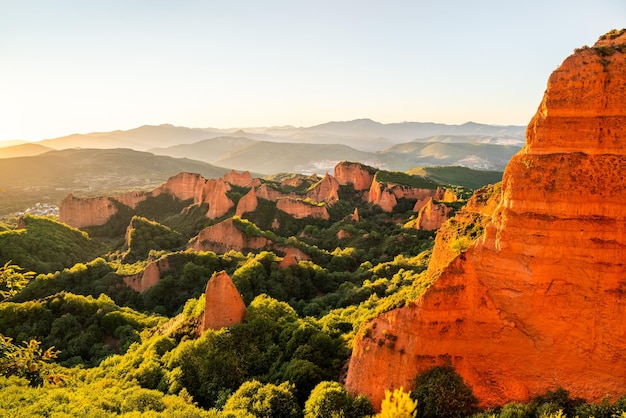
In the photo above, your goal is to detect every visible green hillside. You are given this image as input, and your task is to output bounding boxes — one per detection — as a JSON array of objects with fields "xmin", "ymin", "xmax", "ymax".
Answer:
[
  {"xmin": 408, "ymin": 166, "xmax": 503, "ymax": 189},
  {"xmin": 0, "ymin": 215, "xmax": 104, "ymax": 273}
]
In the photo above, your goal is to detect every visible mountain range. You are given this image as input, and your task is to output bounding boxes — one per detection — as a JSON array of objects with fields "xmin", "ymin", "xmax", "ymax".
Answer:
[{"xmin": 0, "ymin": 119, "xmax": 522, "ymax": 216}]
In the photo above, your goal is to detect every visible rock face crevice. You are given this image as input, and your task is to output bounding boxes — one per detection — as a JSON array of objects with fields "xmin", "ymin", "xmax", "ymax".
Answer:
[{"xmin": 345, "ymin": 30, "xmax": 626, "ymax": 409}]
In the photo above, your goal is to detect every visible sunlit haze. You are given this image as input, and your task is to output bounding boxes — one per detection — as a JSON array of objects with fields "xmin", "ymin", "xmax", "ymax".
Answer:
[{"xmin": 1, "ymin": 0, "xmax": 624, "ymax": 142}]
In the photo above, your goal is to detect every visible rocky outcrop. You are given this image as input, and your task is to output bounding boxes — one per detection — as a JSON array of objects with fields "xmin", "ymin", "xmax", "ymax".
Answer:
[
  {"xmin": 367, "ymin": 180, "xmax": 397, "ymax": 212},
  {"xmin": 435, "ymin": 186, "xmax": 457, "ymax": 203},
  {"xmin": 306, "ymin": 173, "xmax": 340, "ymax": 206},
  {"xmin": 276, "ymin": 198, "xmax": 330, "ymax": 220},
  {"xmin": 278, "ymin": 253, "xmax": 300, "ymax": 268},
  {"xmin": 202, "ymin": 179, "xmax": 234, "ymax": 219},
  {"xmin": 188, "ymin": 218, "xmax": 270, "ymax": 253},
  {"xmin": 346, "ymin": 31, "xmax": 626, "ymax": 409},
  {"xmin": 256, "ymin": 184, "xmax": 295, "ymax": 201},
  {"xmin": 59, "ymin": 194, "xmax": 118, "ymax": 228},
  {"xmin": 122, "ymin": 257, "xmax": 171, "ymax": 293},
  {"xmin": 367, "ymin": 177, "xmax": 439, "ymax": 212},
  {"xmin": 334, "ymin": 161, "xmax": 375, "ymax": 191},
  {"xmin": 413, "ymin": 198, "xmax": 453, "ymax": 231},
  {"xmin": 223, "ymin": 170, "xmax": 255, "ymax": 187},
  {"xmin": 153, "ymin": 172, "xmax": 206, "ymax": 203},
  {"xmin": 272, "ymin": 245, "xmax": 311, "ymax": 262},
  {"xmin": 115, "ymin": 190, "xmax": 150, "ymax": 209},
  {"xmin": 425, "ymin": 183, "xmax": 501, "ymax": 279},
  {"xmin": 202, "ymin": 271, "xmax": 246, "ymax": 331},
  {"xmin": 235, "ymin": 188, "xmax": 258, "ymax": 217}
]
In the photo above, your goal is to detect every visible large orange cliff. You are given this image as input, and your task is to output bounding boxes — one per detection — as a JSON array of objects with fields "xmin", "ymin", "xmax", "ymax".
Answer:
[
  {"xmin": 59, "ymin": 194, "xmax": 119, "ymax": 228},
  {"xmin": 334, "ymin": 161, "xmax": 375, "ymax": 191},
  {"xmin": 345, "ymin": 31, "xmax": 626, "ymax": 409},
  {"xmin": 153, "ymin": 172, "xmax": 207, "ymax": 203}
]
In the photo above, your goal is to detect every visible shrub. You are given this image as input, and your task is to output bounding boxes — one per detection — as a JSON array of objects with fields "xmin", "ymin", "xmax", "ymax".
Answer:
[{"xmin": 411, "ymin": 364, "xmax": 479, "ymax": 418}]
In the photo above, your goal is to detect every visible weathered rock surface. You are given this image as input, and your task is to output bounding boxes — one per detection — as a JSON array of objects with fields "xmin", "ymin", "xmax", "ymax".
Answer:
[
  {"xmin": 334, "ymin": 161, "xmax": 375, "ymax": 191},
  {"xmin": 202, "ymin": 271, "xmax": 246, "ymax": 331},
  {"xmin": 256, "ymin": 184, "xmax": 295, "ymax": 201},
  {"xmin": 153, "ymin": 172, "xmax": 206, "ymax": 203},
  {"xmin": 115, "ymin": 190, "xmax": 150, "ymax": 209},
  {"xmin": 188, "ymin": 218, "xmax": 269, "ymax": 253},
  {"xmin": 413, "ymin": 197, "xmax": 453, "ymax": 231},
  {"xmin": 235, "ymin": 188, "xmax": 258, "ymax": 217},
  {"xmin": 123, "ymin": 257, "xmax": 171, "ymax": 293},
  {"xmin": 367, "ymin": 177, "xmax": 439, "ymax": 212},
  {"xmin": 202, "ymin": 179, "xmax": 234, "ymax": 219},
  {"xmin": 59, "ymin": 194, "xmax": 118, "ymax": 228},
  {"xmin": 223, "ymin": 169, "xmax": 257, "ymax": 187},
  {"xmin": 276, "ymin": 198, "xmax": 330, "ymax": 220},
  {"xmin": 346, "ymin": 31, "xmax": 626, "ymax": 409},
  {"xmin": 306, "ymin": 173, "xmax": 340, "ymax": 206}
]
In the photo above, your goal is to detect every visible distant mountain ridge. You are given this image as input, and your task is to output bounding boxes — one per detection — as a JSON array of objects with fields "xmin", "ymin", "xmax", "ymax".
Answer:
[{"xmin": 8, "ymin": 119, "xmax": 524, "ymax": 153}]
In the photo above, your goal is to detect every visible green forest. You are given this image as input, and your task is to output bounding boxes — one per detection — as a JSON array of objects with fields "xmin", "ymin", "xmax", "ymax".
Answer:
[{"xmin": 0, "ymin": 164, "xmax": 624, "ymax": 418}]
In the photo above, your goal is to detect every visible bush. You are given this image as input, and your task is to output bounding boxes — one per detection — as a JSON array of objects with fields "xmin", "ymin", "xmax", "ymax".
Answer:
[
  {"xmin": 411, "ymin": 364, "xmax": 479, "ymax": 418},
  {"xmin": 304, "ymin": 381, "xmax": 373, "ymax": 418}
]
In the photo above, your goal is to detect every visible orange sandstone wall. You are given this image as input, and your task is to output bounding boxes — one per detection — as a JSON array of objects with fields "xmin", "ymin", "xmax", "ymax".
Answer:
[
  {"xmin": 345, "ymin": 31, "xmax": 626, "ymax": 409},
  {"xmin": 276, "ymin": 198, "xmax": 330, "ymax": 220},
  {"xmin": 59, "ymin": 194, "xmax": 119, "ymax": 228},
  {"xmin": 188, "ymin": 218, "xmax": 269, "ymax": 253},
  {"xmin": 334, "ymin": 161, "xmax": 375, "ymax": 191}
]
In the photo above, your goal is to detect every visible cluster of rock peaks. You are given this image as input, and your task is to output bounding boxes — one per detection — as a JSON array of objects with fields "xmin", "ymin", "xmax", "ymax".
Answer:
[
  {"xmin": 60, "ymin": 163, "xmax": 457, "ymax": 233},
  {"xmin": 346, "ymin": 30, "xmax": 626, "ymax": 409}
]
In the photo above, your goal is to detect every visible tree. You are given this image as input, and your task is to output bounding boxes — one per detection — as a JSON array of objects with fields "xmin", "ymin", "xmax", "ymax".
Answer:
[
  {"xmin": 411, "ymin": 365, "xmax": 479, "ymax": 418},
  {"xmin": 222, "ymin": 380, "xmax": 301, "ymax": 418},
  {"xmin": 0, "ymin": 261, "xmax": 34, "ymax": 301},
  {"xmin": 304, "ymin": 381, "xmax": 373, "ymax": 418},
  {"xmin": 0, "ymin": 335, "xmax": 59, "ymax": 387}
]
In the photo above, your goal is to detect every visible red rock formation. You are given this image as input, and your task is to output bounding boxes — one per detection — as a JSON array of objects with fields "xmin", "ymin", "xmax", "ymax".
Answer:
[
  {"xmin": 334, "ymin": 161, "xmax": 375, "ymax": 191},
  {"xmin": 256, "ymin": 184, "xmax": 295, "ymax": 201},
  {"xmin": 235, "ymin": 188, "xmax": 258, "ymax": 217},
  {"xmin": 367, "ymin": 180, "xmax": 397, "ymax": 212},
  {"xmin": 352, "ymin": 208, "xmax": 359, "ymax": 222},
  {"xmin": 276, "ymin": 198, "xmax": 330, "ymax": 220},
  {"xmin": 115, "ymin": 190, "xmax": 150, "ymax": 209},
  {"xmin": 122, "ymin": 257, "xmax": 171, "ymax": 293},
  {"xmin": 223, "ymin": 170, "xmax": 258, "ymax": 187},
  {"xmin": 272, "ymin": 245, "xmax": 311, "ymax": 262},
  {"xmin": 346, "ymin": 31, "xmax": 626, "ymax": 409},
  {"xmin": 278, "ymin": 253, "xmax": 300, "ymax": 268},
  {"xmin": 153, "ymin": 172, "xmax": 207, "ymax": 203},
  {"xmin": 336, "ymin": 229, "xmax": 351, "ymax": 239},
  {"xmin": 59, "ymin": 194, "xmax": 118, "ymax": 228},
  {"xmin": 202, "ymin": 271, "xmax": 246, "ymax": 331},
  {"xmin": 413, "ymin": 197, "xmax": 453, "ymax": 231},
  {"xmin": 201, "ymin": 179, "xmax": 234, "ymax": 219},
  {"xmin": 426, "ymin": 184, "xmax": 501, "ymax": 279},
  {"xmin": 306, "ymin": 173, "xmax": 340, "ymax": 206},
  {"xmin": 188, "ymin": 218, "xmax": 269, "ymax": 253},
  {"xmin": 368, "ymin": 177, "xmax": 438, "ymax": 212},
  {"xmin": 434, "ymin": 187, "xmax": 457, "ymax": 203}
]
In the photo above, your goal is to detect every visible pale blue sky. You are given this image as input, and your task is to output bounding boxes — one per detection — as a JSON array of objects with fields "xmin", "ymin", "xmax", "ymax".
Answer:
[{"xmin": 1, "ymin": 1, "xmax": 624, "ymax": 141}]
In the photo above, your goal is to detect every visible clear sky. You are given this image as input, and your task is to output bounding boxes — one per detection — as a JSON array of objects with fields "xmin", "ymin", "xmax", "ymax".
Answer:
[{"xmin": 1, "ymin": 1, "xmax": 624, "ymax": 142}]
